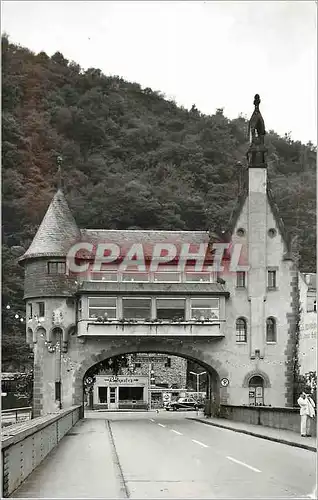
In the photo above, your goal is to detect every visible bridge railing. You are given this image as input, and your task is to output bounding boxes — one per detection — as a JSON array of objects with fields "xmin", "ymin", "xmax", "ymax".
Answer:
[
  {"xmin": 1, "ymin": 407, "xmax": 33, "ymax": 427},
  {"xmin": 1, "ymin": 405, "xmax": 82, "ymax": 497}
]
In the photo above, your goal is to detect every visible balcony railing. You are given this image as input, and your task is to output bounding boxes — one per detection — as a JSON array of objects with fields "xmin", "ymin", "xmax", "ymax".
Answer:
[
  {"xmin": 77, "ymin": 318, "xmax": 225, "ymax": 337},
  {"xmin": 80, "ymin": 271, "xmax": 217, "ymax": 284}
]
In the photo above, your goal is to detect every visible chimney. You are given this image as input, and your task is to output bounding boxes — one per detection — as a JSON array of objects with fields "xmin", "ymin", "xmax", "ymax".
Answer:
[{"xmin": 246, "ymin": 94, "xmax": 268, "ymax": 359}]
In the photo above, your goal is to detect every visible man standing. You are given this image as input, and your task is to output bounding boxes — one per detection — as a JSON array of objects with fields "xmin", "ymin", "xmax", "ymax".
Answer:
[{"xmin": 297, "ymin": 392, "xmax": 316, "ymax": 437}]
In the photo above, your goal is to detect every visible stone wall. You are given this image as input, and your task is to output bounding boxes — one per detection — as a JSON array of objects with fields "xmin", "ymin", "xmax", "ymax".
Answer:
[
  {"xmin": 1, "ymin": 406, "xmax": 82, "ymax": 497},
  {"xmin": 220, "ymin": 404, "xmax": 317, "ymax": 436}
]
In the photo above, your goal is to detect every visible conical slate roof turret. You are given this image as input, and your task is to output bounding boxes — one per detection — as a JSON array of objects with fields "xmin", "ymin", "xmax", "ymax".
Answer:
[{"xmin": 19, "ymin": 189, "xmax": 81, "ymax": 262}]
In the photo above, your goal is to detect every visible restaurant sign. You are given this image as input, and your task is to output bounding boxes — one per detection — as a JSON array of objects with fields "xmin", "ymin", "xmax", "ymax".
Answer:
[{"xmin": 103, "ymin": 376, "xmax": 147, "ymax": 385}]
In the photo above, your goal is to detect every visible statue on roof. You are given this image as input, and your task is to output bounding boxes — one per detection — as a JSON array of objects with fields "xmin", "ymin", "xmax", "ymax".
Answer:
[
  {"xmin": 248, "ymin": 94, "xmax": 266, "ymax": 145},
  {"xmin": 246, "ymin": 94, "xmax": 267, "ymax": 168}
]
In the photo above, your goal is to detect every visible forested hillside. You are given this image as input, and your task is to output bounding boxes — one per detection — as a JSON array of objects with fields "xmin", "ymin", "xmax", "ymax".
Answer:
[{"xmin": 2, "ymin": 35, "xmax": 316, "ymax": 370}]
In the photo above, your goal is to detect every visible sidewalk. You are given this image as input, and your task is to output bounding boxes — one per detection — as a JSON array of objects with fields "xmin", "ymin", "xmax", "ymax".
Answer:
[{"xmin": 189, "ymin": 416, "xmax": 317, "ymax": 452}]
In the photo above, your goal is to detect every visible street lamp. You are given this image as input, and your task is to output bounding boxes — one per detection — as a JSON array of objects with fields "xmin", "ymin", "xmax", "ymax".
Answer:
[{"xmin": 189, "ymin": 371, "xmax": 206, "ymax": 395}]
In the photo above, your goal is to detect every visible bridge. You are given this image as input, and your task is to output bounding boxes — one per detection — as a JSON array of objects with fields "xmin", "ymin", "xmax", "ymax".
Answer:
[{"xmin": 2, "ymin": 407, "xmax": 316, "ymax": 498}]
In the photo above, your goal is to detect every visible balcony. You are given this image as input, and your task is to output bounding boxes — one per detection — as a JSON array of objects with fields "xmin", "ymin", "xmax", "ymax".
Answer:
[
  {"xmin": 77, "ymin": 281, "xmax": 229, "ymax": 296},
  {"xmin": 77, "ymin": 319, "xmax": 225, "ymax": 337}
]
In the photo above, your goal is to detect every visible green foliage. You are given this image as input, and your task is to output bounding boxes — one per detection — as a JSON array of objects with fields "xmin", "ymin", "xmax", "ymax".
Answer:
[
  {"xmin": 296, "ymin": 371, "xmax": 317, "ymax": 404},
  {"xmin": 1, "ymin": 36, "xmax": 316, "ymax": 369}
]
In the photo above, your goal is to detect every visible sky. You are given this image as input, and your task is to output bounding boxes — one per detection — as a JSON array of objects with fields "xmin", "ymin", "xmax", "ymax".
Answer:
[{"xmin": 1, "ymin": 0, "xmax": 317, "ymax": 145}]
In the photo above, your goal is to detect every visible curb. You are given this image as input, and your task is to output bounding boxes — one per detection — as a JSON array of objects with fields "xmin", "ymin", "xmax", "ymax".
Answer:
[{"xmin": 188, "ymin": 418, "xmax": 317, "ymax": 452}]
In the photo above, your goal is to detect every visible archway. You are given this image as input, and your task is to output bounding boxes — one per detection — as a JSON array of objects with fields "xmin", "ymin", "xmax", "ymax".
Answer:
[{"xmin": 72, "ymin": 341, "xmax": 228, "ymax": 415}]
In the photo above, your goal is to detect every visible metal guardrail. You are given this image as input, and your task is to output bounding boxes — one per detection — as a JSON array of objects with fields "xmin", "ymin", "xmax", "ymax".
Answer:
[{"xmin": 1, "ymin": 407, "xmax": 32, "ymax": 425}]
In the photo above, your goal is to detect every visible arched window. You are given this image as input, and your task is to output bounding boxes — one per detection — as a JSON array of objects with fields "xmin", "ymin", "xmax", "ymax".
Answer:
[
  {"xmin": 266, "ymin": 317, "xmax": 276, "ymax": 343},
  {"xmin": 248, "ymin": 375, "xmax": 264, "ymax": 405},
  {"xmin": 236, "ymin": 318, "xmax": 247, "ymax": 343}
]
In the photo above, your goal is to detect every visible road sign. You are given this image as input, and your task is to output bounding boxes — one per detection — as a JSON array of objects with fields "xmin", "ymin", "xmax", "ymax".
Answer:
[{"xmin": 220, "ymin": 378, "xmax": 229, "ymax": 387}]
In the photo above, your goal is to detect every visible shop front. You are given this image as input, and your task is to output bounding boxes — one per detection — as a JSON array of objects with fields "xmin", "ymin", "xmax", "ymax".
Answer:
[{"xmin": 93, "ymin": 375, "xmax": 149, "ymax": 410}]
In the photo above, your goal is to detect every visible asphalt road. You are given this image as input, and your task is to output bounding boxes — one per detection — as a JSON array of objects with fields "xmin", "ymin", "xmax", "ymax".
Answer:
[{"xmin": 12, "ymin": 411, "xmax": 316, "ymax": 499}]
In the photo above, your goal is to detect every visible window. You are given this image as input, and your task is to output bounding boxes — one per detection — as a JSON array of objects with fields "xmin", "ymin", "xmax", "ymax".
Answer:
[
  {"xmin": 119, "ymin": 386, "xmax": 143, "ymax": 401},
  {"xmin": 156, "ymin": 298, "xmax": 185, "ymax": 320},
  {"xmin": 165, "ymin": 358, "xmax": 171, "ymax": 368},
  {"xmin": 48, "ymin": 262, "xmax": 66, "ymax": 274},
  {"xmin": 266, "ymin": 317, "xmax": 276, "ymax": 343},
  {"xmin": 88, "ymin": 297, "xmax": 117, "ymax": 319},
  {"xmin": 98, "ymin": 387, "xmax": 108, "ymax": 404},
  {"xmin": 55, "ymin": 381, "xmax": 61, "ymax": 402},
  {"xmin": 122, "ymin": 298, "xmax": 151, "ymax": 320},
  {"xmin": 28, "ymin": 303, "xmax": 33, "ymax": 320},
  {"xmin": 184, "ymin": 272, "xmax": 211, "ymax": 282},
  {"xmin": 122, "ymin": 272, "xmax": 149, "ymax": 282},
  {"xmin": 248, "ymin": 376, "xmax": 264, "ymax": 406},
  {"xmin": 134, "ymin": 362, "xmax": 141, "ymax": 368},
  {"xmin": 90, "ymin": 272, "xmax": 118, "ymax": 282},
  {"xmin": 314, "ymin": 301, "xmax": 317, "ymax": 313},
  {"xmin": 267, "ymin": 270, "xmax": 276, "ymax": 289},
  {"xmin": 190, "ymin": 298, "xmax": 219, "ymax": 320},
  {"xmin": 37, "ymin": 302, "xmax": 45, "ymax": 317},
  {"xmin": 153, "ymin": 272, "xmax": 181, "ymax": 282},
  {"xmin": 236, "ymin": 272, "xmax": 246, "ymax": 288},
  {"xmin": 236, "ymin": 318, "xmax": 247, "ymax": 342}
]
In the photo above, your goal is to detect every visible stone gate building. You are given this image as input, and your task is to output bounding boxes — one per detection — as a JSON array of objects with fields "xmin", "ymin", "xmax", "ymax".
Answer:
[{"xmin": 20, "ymin": 95, "xmax": 301, "ymax": 417}]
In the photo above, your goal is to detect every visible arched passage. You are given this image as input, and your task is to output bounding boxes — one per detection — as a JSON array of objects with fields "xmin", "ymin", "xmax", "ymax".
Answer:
[{"xmin": 72, "ymin": 340, "xmax": 229, "ymax": 413}]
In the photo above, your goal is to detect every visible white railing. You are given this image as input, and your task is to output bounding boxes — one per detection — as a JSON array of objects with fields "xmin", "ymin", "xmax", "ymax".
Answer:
[{"xmin": 82, "ymin": 271, "xmax": 217, "ymax": 284}]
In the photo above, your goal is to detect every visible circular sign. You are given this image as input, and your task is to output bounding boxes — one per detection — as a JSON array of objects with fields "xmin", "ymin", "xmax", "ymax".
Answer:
[{"xmin": 220, "ymin": 378, "xmax": 229, "ymax": 387}]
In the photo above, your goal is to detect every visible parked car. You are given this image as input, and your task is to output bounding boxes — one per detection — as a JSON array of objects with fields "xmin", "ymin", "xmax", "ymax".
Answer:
[{"xmin": 165, "ymin": 397, "xmax": 204, "ymax": 411}]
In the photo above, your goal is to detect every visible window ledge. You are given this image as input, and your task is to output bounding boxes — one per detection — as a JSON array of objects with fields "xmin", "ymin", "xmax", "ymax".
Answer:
[
  {"xmin": 266, "ymin": 341, "xmax": 277, "ymax": 344},
  {"xmin": 236, "ymin": 341, "xmax": 247, "ymax": 344},
  {"xmin": 236, "ymin": 286, "xmax": 246, "ymax": 289}
]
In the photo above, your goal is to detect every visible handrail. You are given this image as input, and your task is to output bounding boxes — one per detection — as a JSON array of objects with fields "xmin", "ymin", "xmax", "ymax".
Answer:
[
  {"xmin": 2, "ymin": 407, "xmax": 32, "ymax": 414},
  {"xmin": 2, "ymin": 407, "xmax": 32, "ymax": 424}
]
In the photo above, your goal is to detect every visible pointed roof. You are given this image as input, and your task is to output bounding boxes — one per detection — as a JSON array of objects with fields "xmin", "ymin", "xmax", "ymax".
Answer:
[{"xmin": 19, "ymin": 189, "xmax": 81, "ymax": 262}]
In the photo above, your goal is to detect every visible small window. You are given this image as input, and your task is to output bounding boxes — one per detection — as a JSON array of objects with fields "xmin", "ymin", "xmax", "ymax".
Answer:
[
  {"xmin": 48, "ymin": 262, "xmax": 66, "ymax": 274},
  {"xmin": 37, "ymin": 302, "xmax": 45, "ymax": 317},
  {"xmin": 165, "ymin": 358, "xmax": 171, "ymax": 368},
  {"xmin": 28, "ymin": 303, "xmax": 33, "ymax": 319},
  {"xmin": 122, "ymin": 298, "xmax": 151, "ymax": 320},
  {"xmin": 268, "ymin": 228, "xmax": 277, "ymax": 238},
  {"xmin": 266, "ymin": 317, "xmax": 276, "ymax": 343},
  {"xmin": 55, "ymin": 381, "xmax": 61, "ymax": 402},
  {"xmin": 236, "ymin": 318, "xmax": 247, "ymax": 342},
  {"xmin": 236, "ymin": 272, "xmax": 246, "ymax": 288},
  {"xmin": 267, "ymin": 270, "xmax": 276, "ymax": 289},
  {"xmin": 134, "ymin": 362, "xmax": 141, "ymax": 368},
  {"xmin": 314, "ymin": 301, "xmax": 317, "ymax": 313},
  {"xmin": 88, "ymin": 297, "xmax": 117, "ymax": 319},
  {"xmin": 156, "ymin": 298, "xmax": 185, "ymax": 320},
  {"xmin": 190, "ymin": 298, "xmax": 219, "ymax": 320},
  {"xmin": 236, "ymin": 228, "xmax": 245, "ymax": 237}
]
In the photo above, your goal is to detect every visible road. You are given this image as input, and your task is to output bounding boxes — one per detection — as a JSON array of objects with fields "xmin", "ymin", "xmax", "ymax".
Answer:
[{"xmin": 12, "ymin": 411, "xmax": 316, "ymax": 499}]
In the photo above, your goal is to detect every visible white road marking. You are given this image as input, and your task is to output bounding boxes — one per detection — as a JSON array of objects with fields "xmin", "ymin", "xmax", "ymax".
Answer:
[
  {"xmin": 171, "ymin": 429, "xmax": 183, "ymax": 435},
  {"xmin": 150, "ymin": 419, "xmax": 155, "ymax": 422},
  {"xmin": 226, "ymin": 456, "xmax": 261, "ymax": 473},
  {"xmin": 192, "ymin": 439, "xmax": 209, "ymax": 448},
  {"xmin": 158, "ymin": 423, "xmax": 166, "ymax": 428}
]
